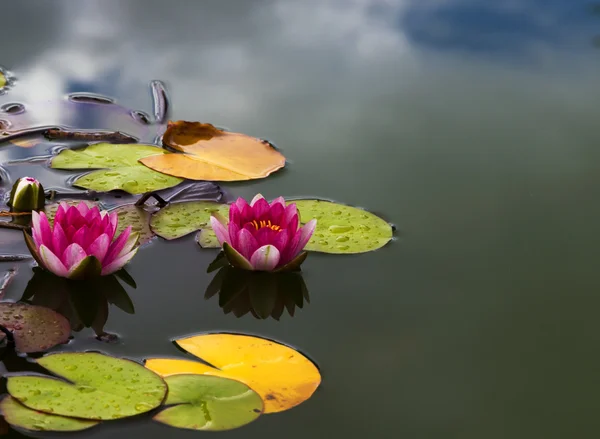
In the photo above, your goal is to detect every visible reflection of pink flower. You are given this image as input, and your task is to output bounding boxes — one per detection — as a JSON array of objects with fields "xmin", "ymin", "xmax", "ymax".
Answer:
[
  {"xmin": 210, "ymin": 194, "xmax": 316, "ymax": 271},
  {"xmin": 25, "ymin": 201, "xmax": 139, "ymax": 279}
]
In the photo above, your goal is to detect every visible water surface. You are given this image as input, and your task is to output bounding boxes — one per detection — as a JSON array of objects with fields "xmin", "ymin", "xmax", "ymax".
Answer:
[{"xmin": 1, "ymin": 1, "xmax": 600, "ymax": 438}]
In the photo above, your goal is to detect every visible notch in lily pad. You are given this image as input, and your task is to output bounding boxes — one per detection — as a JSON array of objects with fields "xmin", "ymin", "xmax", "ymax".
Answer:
[
  {"xmin": 146, "ymin": 333, "xmax": 321, "ymax": 413},
  {"xmin": 154, "ymin": 374, "xmax": 263, "ymax": 431}
]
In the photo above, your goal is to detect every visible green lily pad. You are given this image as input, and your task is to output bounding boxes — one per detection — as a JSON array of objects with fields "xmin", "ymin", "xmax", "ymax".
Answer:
[
  {"xmin": 153, "ymin": 374, "xmax": 263, "ymax": 431},
  {"xmin": 112, "ymin": 204, "xmax": 154, "ymax": 244},
  {"xmin": 0, "ymin": 302, "xmax": 71, "ymax": 353},
  {"xmin": 155, "ymin": 199, "xmax": 392, "ymax": 253},
  {"xmin": 292, "ymin": 199, "xmax": 393, "ymax": 253},
  {"xmin": 7, "ymin": 352, "xmax": 167, "ymax": 420},
  {"xmin": 196, "ymin": 228, "xmax": 220, "ymax": 248},
  {"xmin": 150, "ymin": 201, "xmax": 229, "ymax": 240},
  {"xmin": 51, "ymin": 143, "xmax": 183, "ymax": 194},
  {"xmin": 0, "ymin": 395, "xmax": 99, "ymax": 432},
  {"xmin": 193, "ymin": 199, "xmax": 393, "ymax": 254}
]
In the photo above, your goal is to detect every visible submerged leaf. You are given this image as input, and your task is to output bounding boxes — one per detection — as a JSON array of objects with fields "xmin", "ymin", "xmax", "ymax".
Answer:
[
  {"xmin": 0, "ymin": 302, "xmax": 70, "ymax": 353},
  {"xmin": 145, "ymin": 333, "xmax": 320, "ymax": 413},
  {"xmin": 150, "ymin": 200, "xmax": 229, "ymax": 240},
  {"xmin": 140, "ymin": 121, "xmax": 285, "ymax": 181},
  {"xmin": 153, "ymin": 374, "xmax": 262, "ymax": 431},
  {"xmin": 0, "ymin": 70, "xmax": 5, "ymax": 89},
  {"xmin": 0, "ymin": 396, "xmax": 98, "ymax": 432},
  {"xmin": 51, "ymin": 143, "xmax": 182, "ymax": 194},
  {"xmin": 7, "ymin": 352, "xmax": 166, "ymax": 420}
]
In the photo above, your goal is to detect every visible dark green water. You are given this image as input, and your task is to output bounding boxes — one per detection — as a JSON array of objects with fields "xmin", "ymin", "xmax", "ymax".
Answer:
[{"xmin": 2, "ymin": 0, "xmax": 600, "ymax": 437}]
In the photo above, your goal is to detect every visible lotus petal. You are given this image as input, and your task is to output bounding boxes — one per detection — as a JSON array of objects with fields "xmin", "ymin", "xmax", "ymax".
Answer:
[
  {"xmin": 223, "ymin": 243, "xmax": 254, "ymax": 270},
  {"xmin": 101, "ymin": 248, "xmax": 138, "ymax": 276},
  {"xmin": 67, "ymin": 255, "xmax": 102, "ymax": 279},
  {"xmin": 104, "ymin": 226, "xmax": 132, "ymax": 266},
  {"xmin": 210, "ymin": 215, "xmax": 230, "ymax": 246},
  {"xmin": 236, "ymin": 229, "xmax": 259, "ymax": 261},
  {"xmin": 292, "ymin": 219, "xmax": 317, "ymax": 256},
  {"xmin": 39, "ymin": 245, "xmax": 69, "ymax": 277},
  {"xmin": 250, "ymin": 245, "xmax": 281, "ymax": 271},
  {"xmin": 87, "ymin": 233, "xmax": 110, "ymax": 263},
  {"xmin": 51, "ymin": 222, "xmax": 69, "ymax": 258},
  {"xmin": 250, "ymin": 194, "xmax": 265, "ymax": 206},
  {"xmin": 61, "ymin": 243, "xmax": 87, "ymax": 270}
]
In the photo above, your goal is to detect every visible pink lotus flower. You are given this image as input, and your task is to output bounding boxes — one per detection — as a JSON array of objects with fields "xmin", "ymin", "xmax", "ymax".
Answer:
[
  {"xmin": 24, "ymin": 201, "xmax": 139, "ymax": 279},
  {"xmin": 210, "ymin": 194, "xmax": 317, "ymax": 271}
]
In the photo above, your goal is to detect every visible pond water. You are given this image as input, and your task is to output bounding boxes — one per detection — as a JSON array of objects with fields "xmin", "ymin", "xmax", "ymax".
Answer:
[{"xmin": 1, "ymin": 0, "xmax": 600, "ymax": 438}]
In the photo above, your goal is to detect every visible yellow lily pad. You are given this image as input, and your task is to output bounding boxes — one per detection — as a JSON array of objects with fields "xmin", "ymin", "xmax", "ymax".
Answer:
[{"xmin": 145, "ymin": 333, "xmax": 320, "ymax": 413}]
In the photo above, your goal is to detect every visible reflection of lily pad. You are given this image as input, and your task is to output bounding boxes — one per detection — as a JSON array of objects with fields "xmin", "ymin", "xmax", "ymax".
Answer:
[
  {"xmin": 51, "ymin": 143, "xmax": 183, "ymax": 194},
  {"xmin": 145, "ymin": 333, "xmax": 321, "ymax": 413},
  {"xmin": 154, "ymin": 374, "xmax": 263, "ymax": 431},
  {"xmin": 8, "ymin": 352, "xmax": 167, "ymax": 420},
  {"xmin": 0, "ymin": 396, "xmax": 99, "ymax": 432},
  {"xmin": 151, "ymin": 201, "xmax": 229, "ymax": 240},
  {"xmin": 0, "ymin": 302, "xmax": 70, "ymax": 353}
]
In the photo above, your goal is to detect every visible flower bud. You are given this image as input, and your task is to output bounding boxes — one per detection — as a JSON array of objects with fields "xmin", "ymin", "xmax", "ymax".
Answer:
[{"xmin": 8, "ymin": 177, "xmax": 45, "ymax": 212}]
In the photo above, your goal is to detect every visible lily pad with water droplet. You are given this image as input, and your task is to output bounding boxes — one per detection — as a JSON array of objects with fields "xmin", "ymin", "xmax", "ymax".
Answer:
[
  {"xmin": 0, "ymin": 395, "xmax": 99, "ymax": 432},
  {"xmin": 150, "ymin": 201, "xmax": 229, "ymax": 240},
  {"xmin": 51, "ymin": 143, "xmax": 183, "ymax": 194},
  {"xmin": 112, "ymin": 204, "xmax": 154, "ymax": 244},
  {"xmin": 153, "ymin": 374, "xmax": 263, "ymax": 431},
  {"xmin": 178, "ymin": 199, "xmax": 392, "ymax": 254},
  {"xmin": 0, "ymin": 302, "xmax": 70, "ymax": 353},
  {"xmin": 292, "ymin": 199, "xmax": 393, "ymax": 253},
  {"xmin": 7, "ymin": 352, "xmax": 167, "ymax": 420}
]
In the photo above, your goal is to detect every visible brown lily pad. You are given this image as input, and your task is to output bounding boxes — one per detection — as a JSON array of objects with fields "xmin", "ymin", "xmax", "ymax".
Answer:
[
  {"xmin": 140, "ymin": 121, "xmax": 285, "ymax": 181},
  {"xmin": 0, "ymin": 303, "xmax": 71, "ymax": 353}
]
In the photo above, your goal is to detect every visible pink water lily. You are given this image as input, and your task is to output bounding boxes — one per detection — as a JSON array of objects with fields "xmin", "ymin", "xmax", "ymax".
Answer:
[
  {"xmin": 210, "ymin": 194, "xmax": 316, "ymax": 271},
  {"xmin": 24, "ymin": 201, "xmax": 139, "ymax": 279}
]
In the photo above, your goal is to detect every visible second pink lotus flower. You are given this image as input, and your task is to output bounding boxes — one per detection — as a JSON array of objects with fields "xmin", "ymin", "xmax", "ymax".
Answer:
[
  {"xmin": 24, "ymin": 201, "xmax": 139, "ymax": 279},
  {"xmin": 210, "ymin": 194, "xmax": 317, "ymax": 271}
]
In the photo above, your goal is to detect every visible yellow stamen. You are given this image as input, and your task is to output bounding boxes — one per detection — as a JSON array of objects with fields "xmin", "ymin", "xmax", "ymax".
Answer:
[{"xmin": 250, "ymin": 218, "xmax": 283, "ymax": 232}]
